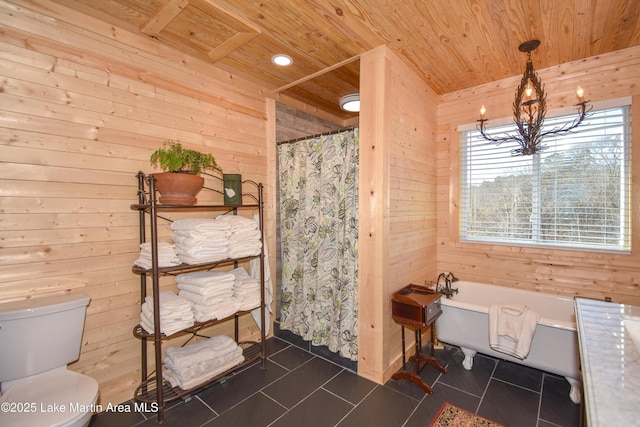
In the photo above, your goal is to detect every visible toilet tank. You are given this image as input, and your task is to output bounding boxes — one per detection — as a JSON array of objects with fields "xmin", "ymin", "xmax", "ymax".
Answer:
[{"xmin": 0, "ymin": 293, "xmax": 91, "ymax": 383}]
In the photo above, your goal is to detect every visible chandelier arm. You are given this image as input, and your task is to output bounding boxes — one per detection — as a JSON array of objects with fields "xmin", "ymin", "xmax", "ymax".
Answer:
[
  {"xmin": 477, "ymin": 121, "xmax": 525, "ymax": 146},
  {"xmin": 537, "ymin": 102, "xmax": 592, "ymax": 140}
]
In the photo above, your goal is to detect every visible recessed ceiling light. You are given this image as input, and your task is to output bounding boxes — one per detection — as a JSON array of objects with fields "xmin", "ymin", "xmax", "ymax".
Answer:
[
  {"xmin": 271, "ymin": 54, "xmax": 293, "ymax": 66},
  {"xmin": 339, "ymin": 93, "xmax": 360, "ymax": 112}
]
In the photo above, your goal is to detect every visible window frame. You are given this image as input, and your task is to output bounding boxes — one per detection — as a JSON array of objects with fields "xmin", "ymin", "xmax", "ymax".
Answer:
[{"xmin": 458, "ymin": 97, "xmax": 632, "ymax": 253}]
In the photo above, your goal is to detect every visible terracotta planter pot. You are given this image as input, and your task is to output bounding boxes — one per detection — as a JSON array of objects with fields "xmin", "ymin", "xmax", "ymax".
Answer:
[{"xmin": 152, "ymin": 172, "xmax": 204, "ymax": 205}]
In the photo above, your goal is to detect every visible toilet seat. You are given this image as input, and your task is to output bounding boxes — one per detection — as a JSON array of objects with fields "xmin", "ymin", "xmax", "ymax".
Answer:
[{"xmin": 0, "ymin": 367, "xmax": 99, "ymax": 427}]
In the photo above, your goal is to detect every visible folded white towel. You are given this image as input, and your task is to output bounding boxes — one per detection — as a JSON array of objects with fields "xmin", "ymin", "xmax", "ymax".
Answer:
[
  {"xmin": 229, "ymin": 229, "xmax": 261, "ymax": 242},
  {"xmin": 143, "ymin": 241, "xmax": 174, "ymax": 250},
  {"xmin": 134, "ymin": 242, "xmax": 181, "ymax": 268},
  {"xmin": 233, "ymin": 268, "xmax": 259, "ymax": 283},
  {"xmin": 497, "ymin": 304, "xmax": 528, "ymax": 341},
  {"xmin": 173, "ymin": 232, "xmax": 229, "ymax": 243},
  {"xmin": 141, "ymin": 303, "xmax": 193, "ymax": 322},
  {"xmin": 228, "ymin": 245, "xmax": 261, "ymax": 259},
  {"xmin": 172, "ymin": 234, "xmax": 229, "ymax": 248},
  {"xmin": 171, "ymin": 218, "xmax": 231, "ymax": 233},
  {"xmin": 164, "ymin": 353, "xmax": 245, "ymax": 390},
  {"xmin": 144, "ymin": 291, "xmax": 192, "ymax": 311},
  {"xmin": 164, "ymin": 335, "xmax": 240, "ymax": 369},
  {"xmin": 139, "ymin": 242, "xmax": 178, "ymax": 254},
  {"xmin": 165, "ymin": 347, "xmax": 243, "ymax": 383},
  {"xmin": 214, "ymin": 215, "xmax": 258, "ymax": 231},
  {"xmin": 229, "ymin": 240, "xmax": 262, "ymax": 250},
  {"xmin": 191, "ymin": 300, "xmax": 240, "ymax": 322},
  {"xmin": 235, "ymin": 296, "xmax": 261, "ymax": 311},
  {"xmin": 229, "ymin": 268, "xmax": 261, "ymax": 311},
  {"xmin": 185, "ymin": 346, "xmax": 243, "ymax": 371},
  {"xmin": 233, "ymin": 270, "xmax": 258, "ymax": 281},
  {"xmin": 177, "ymin": 283, "xmax": 233, "ymax": 298},
  {"xmin": 178, "ymin": 289, "xmax": 233, "ymax": 305},
  {"xmin": 139, "ymin": 291, "xmax": 194, "ymax": 336},
  {"xmin": 177, "ymin": 270, "xmax": 235, "ymax": 282},
  {"xmin": 172, "ymin": 228, "xmax": 231, "ymax": 237},
  {"xmin": 176, "ymin": 271, "xmax": 236, "ymax": 286},
  {"xmin": 234, "ymin": 289, "xmax": 260, "ymax": 300},
  {"xmin": 134, "ymin": 256, "xmax": 182, "ymax": 269},
  {"xmin": 175, "ymin": 242, "xmax": 229, "ymax": 255},
  {"xmin": 234, "ymin": 279, "xmax": 260, "ymax": 290},
  {"xmin": 177, "ymin": 253, "xmax": 229, "ymax": 264},
  {"xmin": 489, "ymin": 303, "xmax": 540, "ymax": 359},
  {"xmin": 140, "ymin": 317, "xmax": 194, "ymax": 337}
]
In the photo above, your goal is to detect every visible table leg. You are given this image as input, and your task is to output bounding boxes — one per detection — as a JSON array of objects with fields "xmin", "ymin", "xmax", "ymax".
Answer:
[
  {"xmin": 409, "ymin": 327, "xmax": 447, "ymax": 375},
  {"xmin": 400, "ymin": 325, "xmax": 406, "ymax": 368}
]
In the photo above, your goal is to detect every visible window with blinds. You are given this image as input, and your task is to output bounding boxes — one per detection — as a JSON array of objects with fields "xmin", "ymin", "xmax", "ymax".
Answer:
[{"xmin": 460, "ymin": 103, "xmax": 631, "ymax": 252}]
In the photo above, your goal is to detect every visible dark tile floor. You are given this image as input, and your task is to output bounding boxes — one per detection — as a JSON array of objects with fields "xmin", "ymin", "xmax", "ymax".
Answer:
[{"xmin": 90, "ymin": 337, "xmax": 581, "ymax": 427}]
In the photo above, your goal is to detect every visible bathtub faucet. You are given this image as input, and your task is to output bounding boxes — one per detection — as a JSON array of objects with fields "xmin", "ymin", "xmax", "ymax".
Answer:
[{"xmin": 436, "ymin": 272, "xmax": 459, "ymax": 299}]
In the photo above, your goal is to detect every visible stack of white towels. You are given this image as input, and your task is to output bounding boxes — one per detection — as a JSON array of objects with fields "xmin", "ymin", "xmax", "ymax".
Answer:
[
  {"xmin": 134, "ymin": 242, "xmax": 181, "ymax": 269},
  {"xmin": 170, "ymin": 218, "xmax": 231, "ymax": 264},
  {"xmin": 176, "ymin": 271, "xmax": 239, "ymax": 322},
  {"xmin": 131, "ymin": 216, "xmax": 262, "ymax": 267},
  {"xmin": 230, "ymin": 267, "xmax": 262, "ymax": 311},
  {"xmin": 214, "ymin": 216, "xmax": 262, "ymax": 258},
  {"xmin": 140, "ymin": 291, "xmax": 194, "ymax": 336},
  {"xmin": 163, "ymin": 335, "xmax": 245, "ymax": 390}
]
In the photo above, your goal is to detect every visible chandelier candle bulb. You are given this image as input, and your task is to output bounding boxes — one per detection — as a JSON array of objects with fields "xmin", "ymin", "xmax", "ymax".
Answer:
[
  {"xmin": 480, "ymin": 105, "xmax": 486, "ymax": 120},
  {"xmin": 525, "ymin": 84, "xmax": 533, "ymax": 99},
  {"xmin": 576, "ymin": 86, "xmax": 584, "ymax": 103}
]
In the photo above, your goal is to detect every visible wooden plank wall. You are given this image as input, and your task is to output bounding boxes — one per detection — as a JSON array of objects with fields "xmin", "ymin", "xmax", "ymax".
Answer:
[
  {"xmin": 0, "ymin": 0, "xmax": 271, "ymax": 407},
  {"xmin": 437, "ymin": 45, "xmax": 640, "ymax": 305},
  {"xmin": 358, "ymin": 45, "xmax": 440, "ymax": 384}
]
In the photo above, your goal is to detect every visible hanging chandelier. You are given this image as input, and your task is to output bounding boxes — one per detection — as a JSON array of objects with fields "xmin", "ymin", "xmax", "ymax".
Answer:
[{"xmin": 477, "ymin": 40, "xmax": 591, "ymax": 156}]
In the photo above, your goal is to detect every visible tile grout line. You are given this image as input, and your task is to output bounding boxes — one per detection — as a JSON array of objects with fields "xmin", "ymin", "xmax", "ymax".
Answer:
[
  {"xmin": 333, "ymin": 384, "xmax": 381, "ymax": 426},
  {"xmin": 535, "ymin": 374, "xmax": 544, "ymax": 427},
  {"xmin": 193, "ymin": 356, "xmax": 295, "ymax": 424},
  {"xmin": 491, "ymin": 376, "xmax": 544, "ymax": 395},
  {"xmin": 264, "ymin": 368, "xmax": 349, "ymax": 427},
  {"xmin": 475, "ymin": 358, "xmax": 499, "ymax": 414},
  {"xmin": 411, "ymin": 357, "xmax": 444, "ymax": 423}
]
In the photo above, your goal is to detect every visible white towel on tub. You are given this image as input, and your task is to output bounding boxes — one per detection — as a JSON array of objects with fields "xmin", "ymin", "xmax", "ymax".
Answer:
[{"xmin": 489, "ymin": 303, "xmax": 540, "ymax": 359}]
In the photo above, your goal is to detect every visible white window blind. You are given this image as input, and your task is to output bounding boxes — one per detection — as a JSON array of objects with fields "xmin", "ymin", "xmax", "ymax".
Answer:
[{"xmin": 460, "ymin": 104, "xmax": 631, "ymax": 252}]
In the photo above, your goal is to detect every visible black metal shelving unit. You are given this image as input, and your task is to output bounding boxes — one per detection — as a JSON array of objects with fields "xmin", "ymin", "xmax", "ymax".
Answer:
[{"xmin": 130, "ymin": 171, "xmax": 266, "ymax": 423}]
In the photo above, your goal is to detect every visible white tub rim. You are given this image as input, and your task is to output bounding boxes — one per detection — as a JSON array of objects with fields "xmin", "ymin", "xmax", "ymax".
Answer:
[{"xmin": 439, "ymin": 281, "xmax": 576, "ymax": 332}]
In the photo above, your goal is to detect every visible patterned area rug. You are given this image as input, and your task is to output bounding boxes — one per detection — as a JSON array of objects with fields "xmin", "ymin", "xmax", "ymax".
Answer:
[{"xmin": 429, "ymin": 402, "xmax": 505, "ymax": 427}]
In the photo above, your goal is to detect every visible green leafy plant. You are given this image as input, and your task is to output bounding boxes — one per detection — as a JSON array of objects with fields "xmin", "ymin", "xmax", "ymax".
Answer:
[{"xmin": 150, "ymin": 140, "xmax": 222, "ymax": 176}]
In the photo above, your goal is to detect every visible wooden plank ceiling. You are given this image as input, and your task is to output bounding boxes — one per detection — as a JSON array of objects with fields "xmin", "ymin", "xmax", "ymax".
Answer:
[{"xmin": 51, "ymin": 0, "xmax": 640, "ymax": 122}]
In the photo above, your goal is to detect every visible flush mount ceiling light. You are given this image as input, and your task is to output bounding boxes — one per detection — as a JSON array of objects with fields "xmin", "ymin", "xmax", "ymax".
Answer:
[
  {"xmin": 478, "ymin": 39, "xmax": 591, "ymax": 156},
  {"xmin": 340, "ymin": 93, "xmax": 360, "ymax": 112},
  {"xmin": 271, "ymin": 54, "xmax": 293, "ymax": 66}
]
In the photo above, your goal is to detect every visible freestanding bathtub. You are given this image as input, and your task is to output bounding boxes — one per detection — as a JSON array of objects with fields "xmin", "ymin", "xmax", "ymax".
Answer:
[{"xmin": 435, "ymin": 281, "xmax": 582, "ymax": 403}]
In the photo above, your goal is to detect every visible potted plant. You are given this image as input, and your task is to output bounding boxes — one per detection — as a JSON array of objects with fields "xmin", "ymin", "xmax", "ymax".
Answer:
[{"xmin": 149, "ymin": 139, "xmax": 222, "ymax": 205}]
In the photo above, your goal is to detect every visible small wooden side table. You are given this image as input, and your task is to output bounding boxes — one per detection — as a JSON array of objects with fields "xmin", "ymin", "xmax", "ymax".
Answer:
[{"xmin": 391, "ymin": 284, "xmax": 447, "ymax": 393}]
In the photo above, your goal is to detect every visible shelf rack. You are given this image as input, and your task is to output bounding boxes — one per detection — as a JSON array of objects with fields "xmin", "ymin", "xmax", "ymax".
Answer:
[{"xmin": 131, "ymin": 171, "xmax": 266, "ymax": 423}]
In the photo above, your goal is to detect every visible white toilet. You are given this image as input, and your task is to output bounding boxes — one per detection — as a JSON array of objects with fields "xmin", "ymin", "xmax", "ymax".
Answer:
[{"xmin": 0, "ymin": 293, "xmax": 99, "ymax": 427}]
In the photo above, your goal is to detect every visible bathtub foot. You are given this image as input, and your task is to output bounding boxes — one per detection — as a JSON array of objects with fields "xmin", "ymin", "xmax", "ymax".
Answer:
[
  {"xmin": 565, "ymin": 377, "xmax": 582, "ymax": 404},
  {"xmin": 460, "ymin": 347, "xmax": 476, "ymax": 370}
]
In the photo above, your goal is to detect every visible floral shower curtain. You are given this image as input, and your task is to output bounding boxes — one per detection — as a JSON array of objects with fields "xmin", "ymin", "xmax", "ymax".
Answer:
[{"xmin": 278, "ymin": 128, "xmax": 359, "ymax": 361}]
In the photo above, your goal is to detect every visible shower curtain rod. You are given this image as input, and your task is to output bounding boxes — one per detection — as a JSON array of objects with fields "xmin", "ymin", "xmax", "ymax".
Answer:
[{"xmin": 276, "ymin": 125, "xmax": 358, "ymax": 146}]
